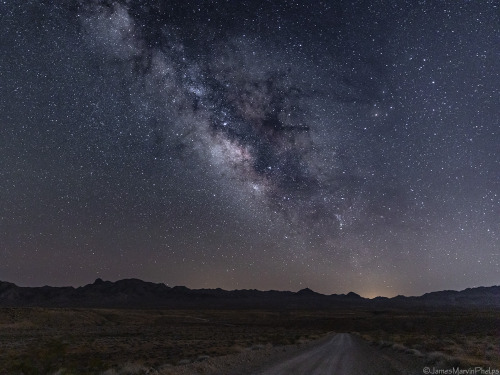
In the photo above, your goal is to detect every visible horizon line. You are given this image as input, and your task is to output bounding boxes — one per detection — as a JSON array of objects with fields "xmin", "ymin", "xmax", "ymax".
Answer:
[{"xmin": 2, "ymin": 277, "xmax": 498, "ymax": 300}]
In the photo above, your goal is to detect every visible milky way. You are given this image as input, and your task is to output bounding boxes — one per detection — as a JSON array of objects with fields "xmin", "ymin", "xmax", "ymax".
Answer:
[
  {"xmin": 0, "ymin": 0, "xmax": 498, "ymax": 297},
  {"xmin": 79, "ymin": 0, "xmax": 399, "ymax": 235}
]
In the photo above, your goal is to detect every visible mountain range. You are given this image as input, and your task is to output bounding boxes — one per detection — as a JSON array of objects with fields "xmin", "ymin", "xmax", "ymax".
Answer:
[{"xmin": 1, "ymin": 279, "xmax": 499, "ymax": 309}]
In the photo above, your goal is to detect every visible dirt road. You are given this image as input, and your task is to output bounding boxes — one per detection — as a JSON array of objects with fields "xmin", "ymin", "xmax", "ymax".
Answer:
[{"xmin": 254, "ymin": 333, "xmax": 421, "ymax": 375}]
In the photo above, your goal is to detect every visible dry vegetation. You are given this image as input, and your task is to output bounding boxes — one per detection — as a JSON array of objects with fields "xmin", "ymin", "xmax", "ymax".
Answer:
[
  {"xmin": 355, "ymin": 310, "xmax": 500, "ymax": 369},
  {"xmin": 0, "ymin": 308, "xmax": 498, "ymax": 374}
]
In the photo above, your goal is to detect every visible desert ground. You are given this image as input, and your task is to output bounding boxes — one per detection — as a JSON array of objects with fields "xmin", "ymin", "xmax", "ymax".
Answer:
[{"xmin": 0, "ymin": 308, "xmax": 498, "ymax": 374}]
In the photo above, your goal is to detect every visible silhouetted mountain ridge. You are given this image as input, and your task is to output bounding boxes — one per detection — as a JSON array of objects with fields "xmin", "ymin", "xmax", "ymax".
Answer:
[{"xmin": 0, "ymin": 279, "xmax": 498, "ymax": 309}]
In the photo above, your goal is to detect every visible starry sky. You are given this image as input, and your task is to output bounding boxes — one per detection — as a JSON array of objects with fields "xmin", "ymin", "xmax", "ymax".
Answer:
[{"xmin": 0, "ymin": 0, "xmax": 498, "ymax": 297}]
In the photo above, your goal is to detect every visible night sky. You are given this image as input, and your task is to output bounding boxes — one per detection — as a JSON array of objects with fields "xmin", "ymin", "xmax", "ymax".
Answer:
[{"xmin": 1, "ymin": 0, "xmax": 498, "ymax": 297}]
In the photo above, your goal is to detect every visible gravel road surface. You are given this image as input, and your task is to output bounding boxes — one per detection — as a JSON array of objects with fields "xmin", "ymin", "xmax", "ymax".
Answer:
[{"xmin": 254, "ymin": 333, "xmax": 420, "ymax": 375}]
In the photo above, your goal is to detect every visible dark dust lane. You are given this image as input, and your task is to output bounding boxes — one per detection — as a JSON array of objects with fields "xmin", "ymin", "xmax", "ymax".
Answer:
[{"xmin": 254, "ymin": 333, "xmax": 420, "ymax": 375}]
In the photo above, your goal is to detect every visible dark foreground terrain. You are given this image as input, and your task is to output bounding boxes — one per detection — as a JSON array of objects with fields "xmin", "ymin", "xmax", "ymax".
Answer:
[{"xmin": 0, "ymin": 307, "xmax": 499, "ymax": 375}]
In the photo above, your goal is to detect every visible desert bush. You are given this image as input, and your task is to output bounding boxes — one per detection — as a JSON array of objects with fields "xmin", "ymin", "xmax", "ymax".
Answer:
[
  {"xmin": 378, "ymin": 340, "xmax": 393, "ymax": 348},
  {"xmin": 425, "ymin": 351, "xmax": 466, "ymax": 368},
  {"xmin": 51, "ymin": 369, "xmax": 82, "ymax": 375},
  {"xmin": 392, "ymin": 343, "xmax": 407, "ymax": 352},
  {"xmin": 250, "ymin": 344, "xmax": 266, "ymax": 350},
  {"xmin": 118, "ymin": 363, "xmax": 149, "ymax": 374},
  {"xmin": 426, "ymin": 351, "xmax": 447, "ymax": 363},
  {"xmin": 8, "ymin": 358, "xmax": 39, "ymax": 375},
  {"xmin": 195, "ymin": 355, "xmax": 210, "ymax": 362},
  {"xmin": 406, "ymin": 348, "xmax": 424, "ymax": 357}
]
